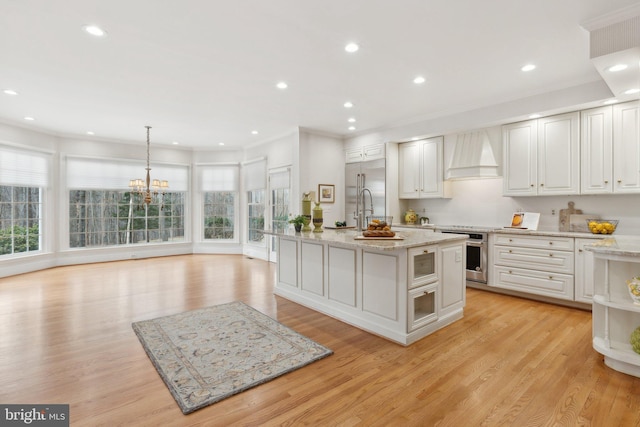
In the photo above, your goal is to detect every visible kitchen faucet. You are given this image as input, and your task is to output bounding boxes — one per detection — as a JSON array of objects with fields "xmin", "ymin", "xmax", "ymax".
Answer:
[{"xmin": 355, "ymin": 187, "xmax": 374, "ymax": 234}]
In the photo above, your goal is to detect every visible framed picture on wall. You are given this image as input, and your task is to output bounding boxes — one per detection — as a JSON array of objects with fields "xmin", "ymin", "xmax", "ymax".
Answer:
[{"xmin": 318, "ymin": 184, "xmax": 335, "ymax": 203}]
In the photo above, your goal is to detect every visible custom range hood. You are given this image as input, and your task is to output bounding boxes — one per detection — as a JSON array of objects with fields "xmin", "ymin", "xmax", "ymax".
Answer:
[{"xmin": 446, "ymin": 130, "xmax": 499, "ymax": 180}]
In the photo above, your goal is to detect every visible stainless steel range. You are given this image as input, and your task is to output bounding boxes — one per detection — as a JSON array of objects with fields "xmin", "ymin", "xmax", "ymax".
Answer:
[{"xmin": 436, "ymin": 225, "xmax": 496, "ymax": 284}]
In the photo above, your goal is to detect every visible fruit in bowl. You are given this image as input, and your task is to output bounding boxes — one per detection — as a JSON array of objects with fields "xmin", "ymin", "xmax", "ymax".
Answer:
[
  {"xmin": 627, "ymin": 277, "xmax": 640, "ymax": 305},
  {"xmin": 586, "ymin": 219, "xmax": 618, "ymax": 235}
]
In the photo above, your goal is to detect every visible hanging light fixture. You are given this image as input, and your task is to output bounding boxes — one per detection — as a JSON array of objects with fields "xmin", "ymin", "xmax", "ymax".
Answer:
[{"xmin": 128, "ymin": 126, "xmax": 169, "ymax": 206}]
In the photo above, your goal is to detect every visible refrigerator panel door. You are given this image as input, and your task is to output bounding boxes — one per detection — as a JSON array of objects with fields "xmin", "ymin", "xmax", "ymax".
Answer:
[{"xmin": 345, "ymin": 159, "xmax": 386, "ymax": 227}]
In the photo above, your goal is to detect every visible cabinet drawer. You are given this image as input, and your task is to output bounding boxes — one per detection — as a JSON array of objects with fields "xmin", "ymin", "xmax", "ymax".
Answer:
[
  {"xmin": 408, "ymin": 283, "xmax": 438, "ymax": 331},
  {"xmin": 494, "ymin": 234, "xmax": 574, "ymax": 251},
  {"xmin": 492, "ymin": 265, "xmax": 574, "ymax": 300},
  {"xmin": 408, "ymin": 245, "xmax": 438, "ymax": 288},
  {"xmin": 494, "ymin": 245, "xmax": 574, "ymax": 274}
]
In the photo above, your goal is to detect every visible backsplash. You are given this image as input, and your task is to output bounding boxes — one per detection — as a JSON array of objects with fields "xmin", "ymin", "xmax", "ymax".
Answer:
[{"xmin": 399, "ymin": 177, "xmax": 640, "ymax": 235}]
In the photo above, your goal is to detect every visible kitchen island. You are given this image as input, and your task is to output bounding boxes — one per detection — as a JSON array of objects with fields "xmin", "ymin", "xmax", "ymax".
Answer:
[{"xmin": 265, "ymin": 228, "xmax": 467, "ymax": 345}]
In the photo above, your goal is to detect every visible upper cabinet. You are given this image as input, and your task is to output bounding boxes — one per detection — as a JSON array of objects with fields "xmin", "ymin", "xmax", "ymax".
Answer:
[
  {"xmin": 503, "ymin": 112, "xmax": 580, "ymax": 196},
  {"xmin": 345, "ymin": 143, "xmax": 385, "ymax": 163},
  {"xmin": 399, "ymin": 136, "xmax": 449, "ymax": 199},
  {"xmin": 581, "ymin": 101, "xmax": 640, "ymax": 194},
  {"xmin": 612, "ymin": 101, "xmax": 640, "ymax": 193}
]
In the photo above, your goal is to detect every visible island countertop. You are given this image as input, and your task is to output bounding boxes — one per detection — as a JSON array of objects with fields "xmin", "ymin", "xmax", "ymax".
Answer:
[
  {"xmin": 584, "ymin": 235, "xmax": 640, "ymax": 257},
  {"xmin": 264, "ymin": 228, "xmax": 468, "ymax": 251}
]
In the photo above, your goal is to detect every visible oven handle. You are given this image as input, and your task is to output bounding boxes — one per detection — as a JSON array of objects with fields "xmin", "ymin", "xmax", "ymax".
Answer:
[{"xmin": 466, "ymin": 241, "xmax": 484, "ymax": 247}]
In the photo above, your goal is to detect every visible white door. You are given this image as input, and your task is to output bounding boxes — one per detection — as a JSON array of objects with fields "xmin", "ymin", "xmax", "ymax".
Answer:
[
  {"xmin": 537, "ymin": 112, "xmax": 580, "ymax": 195},
  {"xmin": 503, "ymin": 120, "xmax": 537, "ymax": 196},
  {"xmin": 613, "ymin": 101, "xmax": 640, "ymax": 193},
  {"xmin": 420, "ymin": 137, "xmax": 443, "ymax": 197},
  {"xmin": 581, "ymin": 106, "xmax": 613, "ymax": 194},
  {"xmin": 398, "ymin": 142, "xmax": 420, "ymax": 199}
]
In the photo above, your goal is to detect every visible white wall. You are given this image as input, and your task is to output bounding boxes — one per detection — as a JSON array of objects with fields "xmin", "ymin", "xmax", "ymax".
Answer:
[{"xmin": 299, "ymin": 130, "xmax": 345, "ymax": 226}]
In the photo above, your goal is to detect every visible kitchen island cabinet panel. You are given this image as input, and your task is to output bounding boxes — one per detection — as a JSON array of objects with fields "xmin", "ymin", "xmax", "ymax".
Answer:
[
  {"xmin": 301, "ymin": 242, "xmax": 325, "ymax": 296},
  {"xmin": 362, "ymin": 251, "xmax": 399, "ymax": 321},
  {"xmin": 440, "ymin": 243, "xmax": 465, "ymax": 316},
  {"xmin": 278, "ymin": 238, "xmax": 298, "ymax": 288},
  {"xmin": 328, "ymin": 246, "xmax": 357, "ymax": 307},
  {"xmin": 268, "ymin": 229, "xmax": 466, "ymax": 345}
]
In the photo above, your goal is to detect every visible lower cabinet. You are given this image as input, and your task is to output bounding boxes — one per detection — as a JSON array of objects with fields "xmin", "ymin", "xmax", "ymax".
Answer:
[
  {"xmin": 574, "ymin": 238, "xmax": 596, "ymax": 303},
  {"xmin": 408, "ymin": 283, "xmax": 437, "ymax": 331},
  {"xmin": 492, "ymin": 234, "xmax": 575, "ymax": 300}
]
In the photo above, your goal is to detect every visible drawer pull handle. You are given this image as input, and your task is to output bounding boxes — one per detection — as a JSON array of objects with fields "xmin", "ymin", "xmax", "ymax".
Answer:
[
  {"xmin": 549, "ymin": 253, "xmax": 553, "ymax": 257},
  {"xmin": 579, "ymin": 249, "xmax": 583, "ymax": 252},
  {"xmin": 509, "ymin": 249, "xmax": 512, "ymax": 253},
  {"xmin": 549, "ymin": 276, "xmax": 553, "ymax": 280},
  {"xmin": 549, "ymin": 242, "xmax": 553, "ymax": 245},
  {"xmin": 423, "ymin": 250, "xmax": 429, "ymax": 254},
  {"xmin": 604, "ymin": 180, "xmax": 609, "ymax": 184},
  {"xmin": 509, "ymin": 239, "xmax": 513, "ymax": 242}
]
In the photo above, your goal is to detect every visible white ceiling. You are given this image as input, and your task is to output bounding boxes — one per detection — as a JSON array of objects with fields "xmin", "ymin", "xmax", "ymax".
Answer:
[{"xmin": 1, "ymin": 0, "xmax": 639, "ymax": 149}]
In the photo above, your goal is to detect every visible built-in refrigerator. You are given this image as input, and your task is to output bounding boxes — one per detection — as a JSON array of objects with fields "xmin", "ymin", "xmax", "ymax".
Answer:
[{"xmin": 345, "ymin": 158, "xmax": 386, "ymax": 227}]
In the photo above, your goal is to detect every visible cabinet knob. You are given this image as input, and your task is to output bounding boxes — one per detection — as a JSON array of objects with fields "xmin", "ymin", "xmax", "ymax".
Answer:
[
  {"xmin": 508, "ymin": 249, "xmax": 512, "ymax": 253},
  {"xmin": 423, "ymin": 250, "xmax": 430, "ymax": 254},
  {"xmin": 540, "ymin": 183, "xmax": 544, "ymax": 187},
  {"xmin": 509, "ymin": 239, "xmax": 513, "ymax": 242},
  {"xmin": 549, "ymin": 276, "xmax": 553, "ymax": 280},
  {"xmin": 508, "ymin": 270, "xmax": 512, "ymax": 274},
  {"xmin": 549, "ymin": 242, "xmax": 553, "ymax": 245},
  {"xmin": 579, "ymin": 249, "xmax": 583, "ymax": 252},
  {"xmin": 549, "ymin": 253, "xmax": 553, "ymax": 257},
  {"xmin": 618, "ymin": 179, "xmax": 622, "ymax": 183},
  {"xmin": 530, "ymin": 184, "xmax": 534, "ymax": 187},
  {"xmin": 604, "ymin": 180, "xmax": 609, "ymax": 184}
]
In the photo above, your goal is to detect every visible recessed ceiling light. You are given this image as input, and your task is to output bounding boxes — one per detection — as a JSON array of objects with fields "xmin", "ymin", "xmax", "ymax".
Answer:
[
  {"xmin": 348, "ymin": 126, "xmax": 356, "ymax": 131},
  {"xmin": 276, "ymin": 81, "xmax": 288, "ymax": 89},
  {"xmin": 83, "ymin": 25, "xmax": 107, "ymax": 37},
  {"xmin": 251, "ymin": 130, "xmax": 258, "ymax": 135},
  {"xmin": 521, "ymin": 64, "xmax": 536, "ymax": 72},
  {"xmin": 86, "ymin": 131, "xmax": 95, "ymax": 135},
  {"xmin": 529, "ymin": 114, "xmax": 541, "ymax": 119},
  {"xmin": 24, "ymin": 116, "xmax": 35, "ymax": 121},
  {"xmin": 608, "ymin": 64, "xmax": 628, "ymax": 72},
  {"xmin": 3, "ymin": 89, "xmax": 17, "ymax": 95},
  {"xmin": 413, "ymin": 76, "xmax": 426, "ymax": 84},
  {"xmin": 218, "ymin": 142, "xmax": 225, "ymax": 146},
  {"xmin": 348, "ymin": 118, "xmax": 356, "ymax": 123},
  {"xmin": 172, "ymin": 141, "xmax": 179, "ymax": 145},
  {"xmin": 624, "ymin": 88, "xmax": 640, "ymax": 95},
  {"xmin": 603, "ymin": 99, "xmax": 618, "ymax": 105},
  {"xmin": 343, "ymin": 101, "xmax": 353, "ymax": 108},
  {"xmin": 345, "ymin": 43, "xmax": 359, "ymax": 53}
]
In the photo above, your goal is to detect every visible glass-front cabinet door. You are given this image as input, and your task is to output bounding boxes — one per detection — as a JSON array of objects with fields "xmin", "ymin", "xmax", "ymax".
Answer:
[{"xmin": 408, "ymin": 245, "xmax": 438, "ymax": 288}]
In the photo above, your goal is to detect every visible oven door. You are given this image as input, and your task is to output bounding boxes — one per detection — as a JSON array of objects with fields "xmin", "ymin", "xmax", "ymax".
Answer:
[{"xmin": 466, "ymin": 240, "xmax": 487, "ymax": 283}]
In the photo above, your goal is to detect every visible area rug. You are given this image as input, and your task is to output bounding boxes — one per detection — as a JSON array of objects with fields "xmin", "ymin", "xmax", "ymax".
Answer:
[{"xmin": 132, "ymin": 301, "xmax": 333, "ymax": 414}]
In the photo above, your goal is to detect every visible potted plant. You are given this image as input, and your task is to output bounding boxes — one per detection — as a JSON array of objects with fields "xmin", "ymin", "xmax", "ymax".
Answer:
[{"xmin": 289, "ymin": 214, "xmax": 306, "ymax": 232}]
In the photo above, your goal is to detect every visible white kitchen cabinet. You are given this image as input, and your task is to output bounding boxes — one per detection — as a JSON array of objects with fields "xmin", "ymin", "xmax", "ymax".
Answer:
[
  {"xmin": 588, "ymin": 239, "xmax": 640, "ymax": 377},
  {"xmin": 345, "ymin": 143, "xmax": 385, "ymax": 163},
  {"xmin": 398, "ymin": 136, "xmax": 449, "ymax": 199},
  {"xmin": 503, "ymin": 112, "xmax": 580, "ymax": 196},
  {"xmin": 492, "ymin": 234, "xmax": 575, "ymax": 300},
  {"xmin": 574, "ymin": 238, "xmax": 598, "ymax": 303},
  {"xmin": 581, "ymin": 106, "xmax": 613, "ymax": 194},
  {"xmin": 581, "ymin": 101, "xmax": 640, "ymax": 195},
  {"xmin": 613, "ymin": 100, "xmax": 640, "ymax": 193}
]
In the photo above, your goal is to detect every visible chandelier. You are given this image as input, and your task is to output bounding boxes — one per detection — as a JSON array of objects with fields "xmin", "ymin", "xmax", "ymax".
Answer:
[{"xmin": 128, "ymin": 125, "xmax": 169, "ymax": 206}]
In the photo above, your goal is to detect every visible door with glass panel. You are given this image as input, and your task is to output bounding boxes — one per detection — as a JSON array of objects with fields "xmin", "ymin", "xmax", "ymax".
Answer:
[{"xmin": 268, "ymin": 167, "xmax": 291, "ymax": 262}]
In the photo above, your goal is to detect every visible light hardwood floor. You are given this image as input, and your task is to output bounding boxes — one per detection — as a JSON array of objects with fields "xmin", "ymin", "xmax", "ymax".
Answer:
[{"xmin": 1, "ymin": 254, "xmax": 639, "ymax": 426}]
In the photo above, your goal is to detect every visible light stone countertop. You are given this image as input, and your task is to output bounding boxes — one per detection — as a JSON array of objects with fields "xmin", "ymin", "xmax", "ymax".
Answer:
[
  {"xmin": 584, "ymin": 235, "xmax": 640, "ymax": 257},
  {"xmin": 264, "ymin": 228, "xmax": 467, "ymax": 251}
]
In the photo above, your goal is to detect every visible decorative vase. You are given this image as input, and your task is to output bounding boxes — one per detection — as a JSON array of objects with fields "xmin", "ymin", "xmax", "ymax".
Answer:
[
  {"xmin": 312, "ymin": 202, "xmax": 323, "ymax": 232},
  {"xmin": 302, "ymin": 192, "xmax": 312, "ymax": 232},
  {"xmin": 405, "ymin": 209, "xmax": 417, "ymax": 225},
  {"xmin": 627, "ymin": 277, "xmax": 640, "ymax": 305}
]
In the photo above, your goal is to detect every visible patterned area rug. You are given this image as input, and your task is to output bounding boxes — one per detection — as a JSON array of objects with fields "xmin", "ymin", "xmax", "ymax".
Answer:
[{"xmin": 132, "ymin": 301, "xmax": 332, "ymax": 414}]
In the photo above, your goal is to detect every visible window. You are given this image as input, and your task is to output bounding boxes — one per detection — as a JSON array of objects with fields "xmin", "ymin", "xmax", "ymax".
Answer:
[
  {"xmin": 69, "ymin": 190, "xmax": 185, "ymax": 247},
  {"xmin": 247, "ymin": 189, "xmax": 265, "ymax": 243},
  {"xmin": 270, "ymin": 168, "xmax": 290, "ymax": 234},
  {"xmin": 0, "ymin": 186, "xmax": 41, "ymax": 255},
  {"xmin": 203, "ymin": 192, "xmax": 235, "ymax": 240},
  {"xmin": 243, "ymin": 159, "xmax": 266, "ymax": 246},
  {"xmin": 199, "ymin": 164, "xmax": 239, "ymax": 241},
  {"xmin": 0, "ymin": 146, "xmax": 49, "ymax": 257},
  {"xmin": 66, "ymin": 156, "xmax": 188, "ymax": 249}
]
